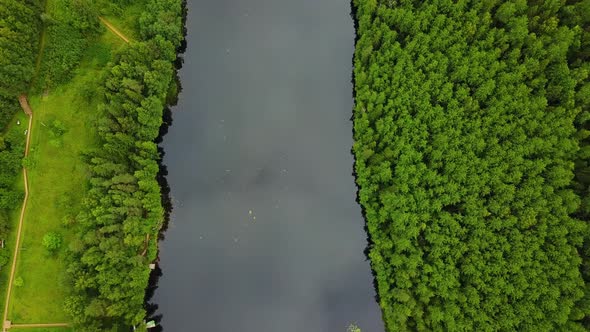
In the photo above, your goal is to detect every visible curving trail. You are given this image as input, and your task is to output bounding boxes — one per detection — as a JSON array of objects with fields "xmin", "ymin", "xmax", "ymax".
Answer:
[
  {"xmin": 99, "ymin": 17, "xmax": 130, "ymax": 43},
  {"xmin": 2, "ymin": 97, "xmax": 33, "ymax": 332}
]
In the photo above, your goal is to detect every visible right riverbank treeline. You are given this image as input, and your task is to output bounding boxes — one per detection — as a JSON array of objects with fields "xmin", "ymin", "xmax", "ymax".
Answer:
[
  {"xmin": 352, "ymin": 0, "xmax": 590, "ymax": 330},
  {"xmin": 63, "ymin": 0, "xmax": 183, "ymax": 331}
]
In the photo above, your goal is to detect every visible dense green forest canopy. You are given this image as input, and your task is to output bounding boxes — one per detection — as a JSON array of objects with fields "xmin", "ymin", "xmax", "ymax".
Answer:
[
  {"xmin": 0, "ymin": 124, "xmax": 25, "ymax": 268},
  {"xmin": 0, "ymin": 0, "xmax": 42, "ymax": 128},
  {"xmin": 352, "ymin": 0, "xmax": 590, "ymax": 331},
  {"xmin": 34, "ymin": 0, "xmax": 102, "ymax": 91},
  {"xmin": 0, "ymin": 0, "xmax": 41, "ymax": 273},
  {"xmin": 63, "ymin": 0, "xmax": 184, "ymax": 330}
]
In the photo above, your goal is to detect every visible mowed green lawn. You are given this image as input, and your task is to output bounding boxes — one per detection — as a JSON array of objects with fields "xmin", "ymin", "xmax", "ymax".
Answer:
[{"xmin": 7, "ymin": 30, "xmax": 126, "ymax": 323}]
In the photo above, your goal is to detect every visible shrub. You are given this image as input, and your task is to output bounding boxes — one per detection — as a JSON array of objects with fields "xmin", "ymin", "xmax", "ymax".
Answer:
[{"xmin": 42, "ymin": 232, "xmax": 62, "ymax": 252}]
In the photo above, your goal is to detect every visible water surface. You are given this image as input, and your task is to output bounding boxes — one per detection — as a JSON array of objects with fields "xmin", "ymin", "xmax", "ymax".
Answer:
[{"xmin": 153, "ymin": 1, "xmax": 383, "ymax": 331}]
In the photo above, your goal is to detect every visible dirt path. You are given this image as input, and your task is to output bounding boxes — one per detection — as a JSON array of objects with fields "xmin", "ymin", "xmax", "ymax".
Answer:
[
  {"xmin": 99, "ymin": 17, "xmax": 130, "ymax": 43},
  {"xmin": 9, "ymin": 323, "xmax": 69, "ymax": 329},
  {"xmin": 2, "ymin": 99, "xmax": 33, "ymax": 332}
]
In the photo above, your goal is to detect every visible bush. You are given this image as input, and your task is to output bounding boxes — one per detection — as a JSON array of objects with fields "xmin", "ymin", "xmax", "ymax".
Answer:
[
  {"xmin": 0, "ymin": 249, "xmax": 10, "ymax": 267},
  {"xmin": 347, "ymin": 324, "xmax": 361, "ymax": 332},
  {"xmin": 42, "ymin": 232, "xmax": 62, "ymax": 252}
]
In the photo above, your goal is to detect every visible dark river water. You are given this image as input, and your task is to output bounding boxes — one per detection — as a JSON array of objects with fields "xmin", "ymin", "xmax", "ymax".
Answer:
[{"xmin": 152, "ymin": 0, "xmax": 383, "ymax": 331}]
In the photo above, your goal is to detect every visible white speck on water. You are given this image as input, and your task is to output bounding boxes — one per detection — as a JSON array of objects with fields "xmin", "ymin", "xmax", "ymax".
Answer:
[
  {"xmin": 225, "ymin": 169, "xmax": 231, "ymax": 172},
  {"xmin": 248, "ymin": 210, "xmax": 252, "ymax": 215}
]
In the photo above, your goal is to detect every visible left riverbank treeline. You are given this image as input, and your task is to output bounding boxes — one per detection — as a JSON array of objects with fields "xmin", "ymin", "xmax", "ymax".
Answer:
[
  {"xmin": 0, "ymin": 0, "xmax": 42, "ymax": 272},
  {"xmin": 0, "ymin": 0, "xmax": 42, "ymax": 127},
  {"xmin": 63, "ymin": 0, "xmax": 184, "ymax": 331}
]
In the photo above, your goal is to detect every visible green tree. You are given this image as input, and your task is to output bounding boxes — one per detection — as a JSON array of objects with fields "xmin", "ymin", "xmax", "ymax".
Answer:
[
  {"xmin": 352, "ymin": 0, "xmax": 589, "ymax": 330},
  {"xmin": 42, "ymin": 232, "xmax": 62, "ymax": 252}
]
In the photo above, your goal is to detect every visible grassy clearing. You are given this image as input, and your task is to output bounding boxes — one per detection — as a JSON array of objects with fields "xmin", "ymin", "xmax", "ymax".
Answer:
[
  {"xmin": 101, "ymin": 2, "xmax": 143, "ymax": 41},
  {"xmin": 7, "ymin": 30, "xmax": 126, "ymax": 323}
]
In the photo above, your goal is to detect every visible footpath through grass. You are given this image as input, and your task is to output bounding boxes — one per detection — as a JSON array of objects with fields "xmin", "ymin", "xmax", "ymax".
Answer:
[
  {"xmin": 10, "ymin": 328, "xmax": 72, "ymax": 332},
  {"xmin": 6, "ymin": 30, "xmax": 127, "ymax": 324}
]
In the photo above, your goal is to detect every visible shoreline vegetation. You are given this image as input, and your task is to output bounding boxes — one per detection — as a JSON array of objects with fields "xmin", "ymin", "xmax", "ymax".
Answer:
[
  {"xmin": 0, "ymin": 0, "xmax": 184, "ymax": 331},
  {"xmin": 352, "ymin": 0, "xmax": 589, "ymax": 331},
  {"xmin": 0, "ymin": 0, "xmax": 43, "ymax": 322},
  {"xmin": 62, "ymin": 0, "xmax": 184, "ymax": 330}
]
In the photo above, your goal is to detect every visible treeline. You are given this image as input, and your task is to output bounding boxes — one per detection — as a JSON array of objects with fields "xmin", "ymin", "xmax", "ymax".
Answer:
[
  {"xmin": 0, "ymin": 0, "xmax": 42, "ymax": 129},
  {"xmin": 352, "ymin": 0, "xmax": 589, "ymax": 331},
  {"xmin": 64, "ymin": 0, "xmax": 183, "ymax": 330},
  {"xmin": 0, "ymin": 125, "xmax": 26, "ymax": 267},
  {"xmin": 570, "ymin": 0, "xmax": 590, "ymax": 328},
  {"xmin": 0, "ymin": 0, "xmax": 41, "ymax": 277}
]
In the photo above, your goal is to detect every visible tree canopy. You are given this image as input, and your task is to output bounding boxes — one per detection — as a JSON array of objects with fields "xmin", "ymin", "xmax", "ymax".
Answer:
[
  {"xmin": 62, "ymin": 0, "xmax": 184, "ymax": 330},
  {"xmin": 0, "ymin": 0, "xmax": 42, "ymax": 128},
  {"xmin": 352, "ymin": 0, "xmax": 590, "ymax": 330}
]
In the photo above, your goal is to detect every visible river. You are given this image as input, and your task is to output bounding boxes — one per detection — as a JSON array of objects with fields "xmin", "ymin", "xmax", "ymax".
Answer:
[{"xmin": 152, "ymin": 0, "xmax": 383, "ymax": 331}]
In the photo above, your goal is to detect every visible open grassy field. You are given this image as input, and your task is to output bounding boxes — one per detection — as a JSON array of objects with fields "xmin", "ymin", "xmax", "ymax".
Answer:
[
  {"xmin": 6, "ymin": 27, "xmax": 128, "ymax": 324},
  {"xmin": 101, "ymin": 2, "xmax": 143, "ymax": 41}
]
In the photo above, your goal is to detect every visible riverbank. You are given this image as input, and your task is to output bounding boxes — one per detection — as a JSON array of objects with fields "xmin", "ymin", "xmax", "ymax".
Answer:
[
  {"xmin": 59, "ymin": 0, "xmax": 185, "ymax": 329},
  {"xmin": 2, "ymin": 1, "xmax": 130, "ymax": 325},
  {"xmin": 0, "ymin": 1, "xmax": 148, "ymax": 330},
  {"xmin": 351, "ymin": 1, "xmax": 590, "ymax": 330}
]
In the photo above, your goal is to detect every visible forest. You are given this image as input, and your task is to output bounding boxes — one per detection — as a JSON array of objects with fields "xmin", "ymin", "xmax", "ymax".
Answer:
[
  {"xmin": 0, "ymin": 0, "xmax": 41, "ymax": 272},
  {"xmin": 0, "ymin": 0, "xmax": 42, "ymax": 128},
  {"xmin": 34, "ymin": 0, "xmax": 102, "ymax": 92},
  {"xmin": 352, "ymin": 0, "xmax": 590, "ymax": 331},
  {"xmin": 63, "ymin": 0, "xmax": 184, "ymax": 330}
]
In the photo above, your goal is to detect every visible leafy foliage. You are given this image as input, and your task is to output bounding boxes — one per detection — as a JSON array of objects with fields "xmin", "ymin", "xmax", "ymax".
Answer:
[
  {"xmin": 352, "ymin": 0, "xmax": 589, "ymax": 330},
  {"xmin": 568, "ymin": 0, "xmax": 590, "ymax": 328},
  {"xmin": 63, "ymin": 0, "xmax": 183, "ymax": 330},
  {"xmin": 42, "ymin": 232, "xmax": 63, "ymax": 252},
  {"xmin": 35, "ymin": 0, "xmax": 101, "ymax": 91},
  {"xmin": 347, "ymin": 323, "xmax": 362, "ymax": 332},
  {"xmin": 0, "ymin": 0, "xmax": 42, "ymax": 129},
  {"xmin": 0, "ymin": 123, "xmax": 26, "ymax": 248}
]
